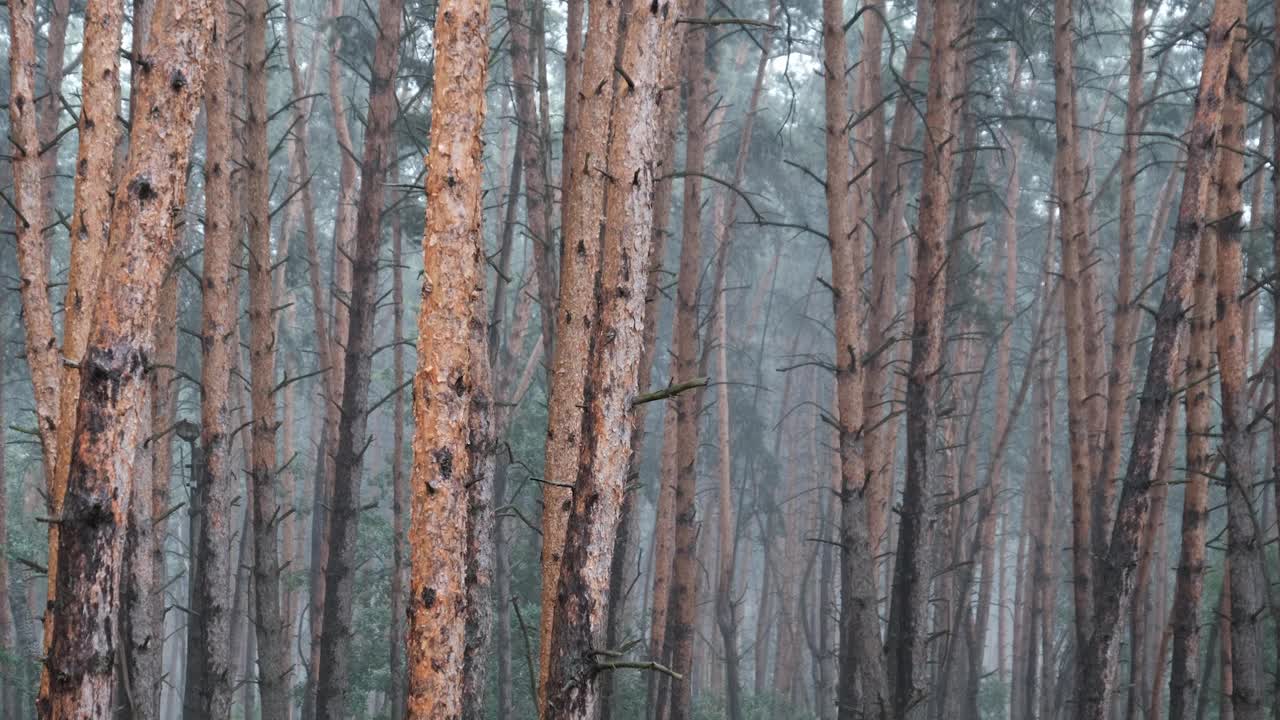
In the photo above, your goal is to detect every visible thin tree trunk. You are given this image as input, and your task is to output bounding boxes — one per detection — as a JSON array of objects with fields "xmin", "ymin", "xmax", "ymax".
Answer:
[
  {"xmin": 885, "ymin": 0, "xmax": 963, "ymax": 714},
  {"xmin": 1076, "ymin": 0, "xmax": 1242, "ymax": 715},
  {"xmin": 42, "ymin": 0, "xmax": 214, "ymax": 712},
  {"xmin": 462, "ymin": 286, "xmax": 496, "ymax": 720},
  {"xmin": 405, "ymin": 0, "xmax": 490, "ymax": 711},
  {"xmin": 0, "ymin": 320, "xmax": 18, "ymax": 720},
  {"xmin": 243, "ymin": 0, "xmax": 289, "ymax": 712},
  {"xmin": 821, "ymin": 0, "xmax": 889, "ymax": 715},
  {"xmin": 389, "ymin": 163, "xmax": 408, "ymax": 720}
]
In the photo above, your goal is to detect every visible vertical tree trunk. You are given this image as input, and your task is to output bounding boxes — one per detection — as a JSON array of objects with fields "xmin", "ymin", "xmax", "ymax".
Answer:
[
  {"xmin": 885, "ymin": 0, "xmax": 962, "ymax": 714},
  {"xmin": 405, "ymin": 0, "xmax": 490, "ymax": 711},
  {"xmin": 462, "ymin": 287, "xmax": 496, "ymax": 720},
  {"xmin": 43, "ymin": 0, "xmax": 214, "ymax": 712},
  {"xmin": 667, "ymin": 6, "xmax": 710, "ymax": 717},
  {"xmin": 821, "ymin": 0, "xmax": 889, "ymax": 716},
  {"xmin": 1076, "ymin": 0, "xmax": 1241, "ymax": 715},
  {"xmin": 536, "ymin": 0, "xmax": 623, "ymax": 710},
  {"xmin": 389, "ymin": 166, "xmax": 408, "ymax": 720},
  {"xmin": 0, "ymin": 326, "xmax": 18, "ymax": 720},
  {"xmin": 1212, "ymin": 23, "xmax": 1266, "ymax": 720},
  {"xmin": 185, "ymin": 4, "xmax": 239, "ymax": 714},
  {"xmin": 543, "ymin": 3, "xmax": 681, "ymax": 714},
  {"xmin": 243, "ymin": 0, "xmax": 289, "ymax": 712},
  {"xmin": 508, "ymin": 0, "xmax": 558, "ymax": 359}
]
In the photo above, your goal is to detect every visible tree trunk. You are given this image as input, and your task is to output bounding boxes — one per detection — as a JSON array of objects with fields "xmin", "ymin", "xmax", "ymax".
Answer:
[
  {"xmin": 405, "ymin": 0, "xmax": 490, "ymax": 711},
  {"xmin": 536, "ymin": 0, "xmax": 623, "ymax": 711},
  {"xmin": 821, "ymin": 0, "xmax": 890, "ymax": 716},
  {"xmin": 184, "ymin": 6, "xmax": 239, "ymax": 713},
  {"xmin": 1212, "ymin": 24, "xmax": 1266, "ymax": 720},
  {"xmin": 666, "ymin": 5, "xmax": 711, "ymax": 717},
  {"xmin": 1076, "ymin": 0, "xmax": 1241, "ymax": 716},
  {"xmin": 543, "ymin": 4, "xmax": 681, "ymax": 714},
  {"xmin": 0, "ymin": 322, "xmax": 19, "ymax": 720},
  {"xmin": 885, "ymin": 0, "xmax": 962, "ymax": 714},
  {"xmin": 42, "ymin": 0, "xmax": 214, "ymax": 712},
  {"xmin": 242, "ymin": 0, "xmax": 289, "ymax": 713},
  {"xmin": 462, "ymin": 287, "xmax": 496, "ymax": 720},
  {"xmin": 389, "ymin": 165, "xmax": 408, "ymax": 720}
]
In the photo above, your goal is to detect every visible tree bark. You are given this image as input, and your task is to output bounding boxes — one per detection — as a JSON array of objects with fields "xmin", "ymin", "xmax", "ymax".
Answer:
[
  {"xmin": 42, "ymin": 0, "xmax": 214, "ymax": 712},
  {"xmin": 821, "ymin": 0, "xmax": 890, "ymax": 716},
  {"xmin": 885, "ymin": 0, "xmax": 962, "ymax": 714},
  {"xmin": 1075, "ymin": 0, "xmax": 1241, "ymax": 716},
  {"xmin": 536, "ymin": 0, "xmax": 623, "ymax": 711},
  {"xmin": 405, "ymin": 0, "xmax": 490, "ymax": 712},
  {"xmin": 243, "ymin": 0, "xmax": 290, "ymax": 712},
  {"xmin": 543, "ymin": 3, "xmax": 681, "ymax": 714},
  {"xmin": 1212, "ymin": 22, "xmax": 1266, "ymax": 720}
]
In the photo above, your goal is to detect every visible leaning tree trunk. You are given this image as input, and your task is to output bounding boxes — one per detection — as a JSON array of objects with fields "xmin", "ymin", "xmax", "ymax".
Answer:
[
  {"xmin": 536, "ymin": 0, "xmax": 622, "ymax": 711},
  {"xmin": 42, "ymin": 0, "xmax": 214, "ymax": 713},
  {"xmin": 1212, "ymin": 22, "xmax": 1266, "ymax": 720},
  {"xmin": 1075, "ymin": 0, "xmax": 1241, "ymax": 716},
  {"xmin": 405, "ymin": 0, "xmax": 490, "ymax": 712},
  {"xmin": 885, "ymin": 0, "xmax": 963, "ymax": 715}
]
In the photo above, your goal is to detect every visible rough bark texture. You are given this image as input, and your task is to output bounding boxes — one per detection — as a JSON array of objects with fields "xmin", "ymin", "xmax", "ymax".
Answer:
[
  {"xmin": 536, "ymin": 0, "xmax": 623, "ymax": 712},
  {"xmin": 390, "ymin": 168, "xmax": 409, "ymax": 720},
  {"xmin": 543, "ymin": 4, "xmax": 680, "ymax": 715},
  {"xmin": 405, "ymin": 0, "xmax": 490, "ymax": 712},
  {"xmin": 1212, "ymin": 23, "xmax": 1266, "ymax": 720},
  {"xmin": 314, "ymin": 0, "xmax": 404, "ymax": 711},
  {"xmin": 821, "ymin": 1, "xmax": 890, "ymax": 716},
  {"xmin": 1075, "ymin": 0, "xmax": 1240, "ymax": 716},
  {"xmin": 885, "ymin": 0, "xmax": 961, "ymax": 714},
  {"xmin": 43, "ymin": 0, "xmax": 214, "ymax": 713}
]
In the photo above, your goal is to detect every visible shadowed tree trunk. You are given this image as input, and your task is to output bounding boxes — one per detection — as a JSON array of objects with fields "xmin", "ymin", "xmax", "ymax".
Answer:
[
  {"xmin": 821, "ymin": 0, "xmax": 889, "ymax": 716},
  {"xmin": 244, "ymin": 0, "xmax": 290, "ymax": 711},
  {"xmin": 184, "ymin": 4, "xmax": 239, "ymax": 714},
  {"xmin": 405, "ymin": 0, "xmax": 490, "ymax": 712},
  {"xmin": 885, "ymin": 0, "xmax": 963, "ymax": 714},
  {"xmin": 1212, "ymin": 21, "xmax": 1266, "ymax": 720},
  {"xmin": 313, "ymin": 0, "xmax": 404, "ymax": 710}
]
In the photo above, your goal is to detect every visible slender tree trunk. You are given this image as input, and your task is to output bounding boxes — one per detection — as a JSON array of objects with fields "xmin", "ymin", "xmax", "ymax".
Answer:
[
  {"xmin": 405, "ymin": 0, "xmax": 490, "ymax": 711},
  {"xmin": 821, "ymin": 0, "xmax": 889, "ymax": 715},
  {"xmin": 389, "ymin": 164, "xmax": 408, "ymax": 720},
  {"xmin": 1213, "ymin": 24, "xmax": 1266, "ymax": 720},
  {"xmin": 43, "ymin": 0, "xmax": 214, "ymax": 712},
  {"xmin": 1076, "ymin": 0, "xmax": 1241, "ymax": 716},
  {"xmin": 536, "ymin": 0, "xmax": 623, "ymax": 709},
  {"xmin": 185, "ymin": 6, "xmax": 239, "ymax": 714},
  {"xmin": 885, "ymin": 0, "xmax": 962, "ymax": 714},
  {"xmin": 242, "ymin": 0, "xmax": 289, "ymax": 712},
  {"xmin": 0, "ymin": 325, "xmax": 18, "ymax": 720}
]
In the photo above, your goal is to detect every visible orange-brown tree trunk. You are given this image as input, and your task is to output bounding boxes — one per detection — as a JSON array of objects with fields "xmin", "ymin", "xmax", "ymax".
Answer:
[
  {"xmin": 536, "ymin": 1, "xmax": 622, "ymax": 709},
  {"xmin": 405, "ymin": 0, "xmax": 490, "ymax": 712},
  {"xmin": 543, "ymin": 4, "xmax": 681, "ymax": 714},
  {"xmin": 43, "ymin": 0, "xmax": 214, "ymax": 712}
]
